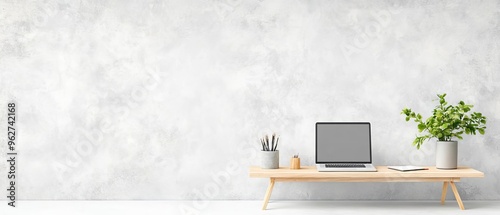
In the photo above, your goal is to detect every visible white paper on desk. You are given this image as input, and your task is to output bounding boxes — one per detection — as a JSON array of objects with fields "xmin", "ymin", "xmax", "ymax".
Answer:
[{"xmin": 388, "ymin": 166, "xmax": 428, "ymax": 171}]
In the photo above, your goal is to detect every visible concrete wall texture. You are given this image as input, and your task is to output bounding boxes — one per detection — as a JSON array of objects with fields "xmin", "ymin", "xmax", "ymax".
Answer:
[{"xmin": 1, "ymin": 0, "xmax": 500, "ymax": 201}]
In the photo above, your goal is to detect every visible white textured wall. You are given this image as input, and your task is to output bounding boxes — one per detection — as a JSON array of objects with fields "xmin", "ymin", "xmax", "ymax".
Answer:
[{"xmin": 1, "ymin": 0, "xmax": 500, "ymax": 201}]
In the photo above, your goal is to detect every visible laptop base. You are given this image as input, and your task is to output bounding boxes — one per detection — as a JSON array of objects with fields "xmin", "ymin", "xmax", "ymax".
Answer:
[{"xmin": 316, "ymin": 164, "xmax": 377, "ymax": 172}]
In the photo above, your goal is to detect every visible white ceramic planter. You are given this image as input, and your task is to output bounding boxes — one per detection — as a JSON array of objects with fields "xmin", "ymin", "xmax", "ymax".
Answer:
[
  {"xmin": 261, "ymin": 151, "xmax": 279, "ymax": 169},
  {"xmin": 436, "ymin": 141, "xmax": 458, "ymax": 169}
]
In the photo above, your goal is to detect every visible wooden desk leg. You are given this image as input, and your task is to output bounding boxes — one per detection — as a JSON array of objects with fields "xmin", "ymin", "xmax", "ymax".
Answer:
[
  {"xmin": 262, "ymin": 178, "xmax": 276, "ymax": 210},
  {"xmin": 441, "ymin": 182, "xmax": 448, "ymax": 205},
  {"xmin": 450, "ymin": 181, "xmax": 465, "ymax": 210}
]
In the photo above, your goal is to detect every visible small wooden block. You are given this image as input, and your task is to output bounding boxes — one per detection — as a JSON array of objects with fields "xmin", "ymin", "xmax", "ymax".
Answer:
[{"xmin": 290, "ymin": 158, "xmax": 300, "ymax": 169}]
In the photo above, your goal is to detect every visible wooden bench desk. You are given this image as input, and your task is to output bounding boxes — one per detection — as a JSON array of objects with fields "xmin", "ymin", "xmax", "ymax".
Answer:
[{"xmin": 249, "ymin": 166, "xmax": 484, "ymax": 210}]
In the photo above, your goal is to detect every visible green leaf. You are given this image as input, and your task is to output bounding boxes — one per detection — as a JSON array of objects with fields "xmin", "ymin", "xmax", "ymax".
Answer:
[
  {"xmin": 405, "ymin": 116, "xmax": 410, "ymax": 121},
  {"xmin": 418, "ymin": 123, "xmax": 426, "ymax": 132},
  {"xmin": 478, "ymin": 128, "xmax": 485, "ymax": 135}
]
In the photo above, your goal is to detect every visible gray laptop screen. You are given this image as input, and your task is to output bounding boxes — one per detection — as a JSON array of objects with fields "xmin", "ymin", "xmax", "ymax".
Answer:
[{"xmin": 316, "ymin": 123, "xmax": 371, "ymax": 163}]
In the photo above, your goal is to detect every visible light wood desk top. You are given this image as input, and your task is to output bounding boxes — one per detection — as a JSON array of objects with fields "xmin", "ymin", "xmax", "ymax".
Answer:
[{"xmin": 249, "ymin": 166, "xmax": 484, "ymax": 179}]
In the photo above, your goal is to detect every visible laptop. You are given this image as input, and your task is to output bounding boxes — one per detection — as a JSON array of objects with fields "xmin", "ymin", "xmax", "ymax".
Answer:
[{"xmin": 316, "ymin": 122, "xmax": 377, "ymax": 172}]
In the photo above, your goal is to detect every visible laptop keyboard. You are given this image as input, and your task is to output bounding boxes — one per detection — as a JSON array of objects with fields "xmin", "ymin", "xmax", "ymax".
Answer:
[{"xmin": 325, "ymin": 164, "xmax": 366, "ymax": 168}]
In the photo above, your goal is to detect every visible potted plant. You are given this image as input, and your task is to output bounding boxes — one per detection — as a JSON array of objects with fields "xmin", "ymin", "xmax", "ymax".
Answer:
[
  {"xmin": 401, "ymin": 94, "xmax": 487, "ymax": 169},
  {"xmin": 260, "ymin": 133, "xmax": 279, "ymax": 169}
]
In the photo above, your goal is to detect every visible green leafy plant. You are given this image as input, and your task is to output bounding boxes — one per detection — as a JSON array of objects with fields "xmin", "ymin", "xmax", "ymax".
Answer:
[
  {"xmin": 260, "ymin": 133, "xmax": 279, "ymax": 151},
  {"xmin": 401, "ymin": 94, "xmax": 487, "ymax": 149}
]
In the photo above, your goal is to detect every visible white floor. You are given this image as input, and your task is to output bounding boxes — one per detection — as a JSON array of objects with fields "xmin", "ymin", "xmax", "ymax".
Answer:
[{"xmin": 2, "ymin": 200, "xmax": 500, "ymax": 215}]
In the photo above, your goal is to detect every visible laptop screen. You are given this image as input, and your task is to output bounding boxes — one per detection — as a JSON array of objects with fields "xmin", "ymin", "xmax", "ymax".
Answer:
[{"xmin": 316, "ymin": 122, "xmax": 372, "ymax": 163}]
